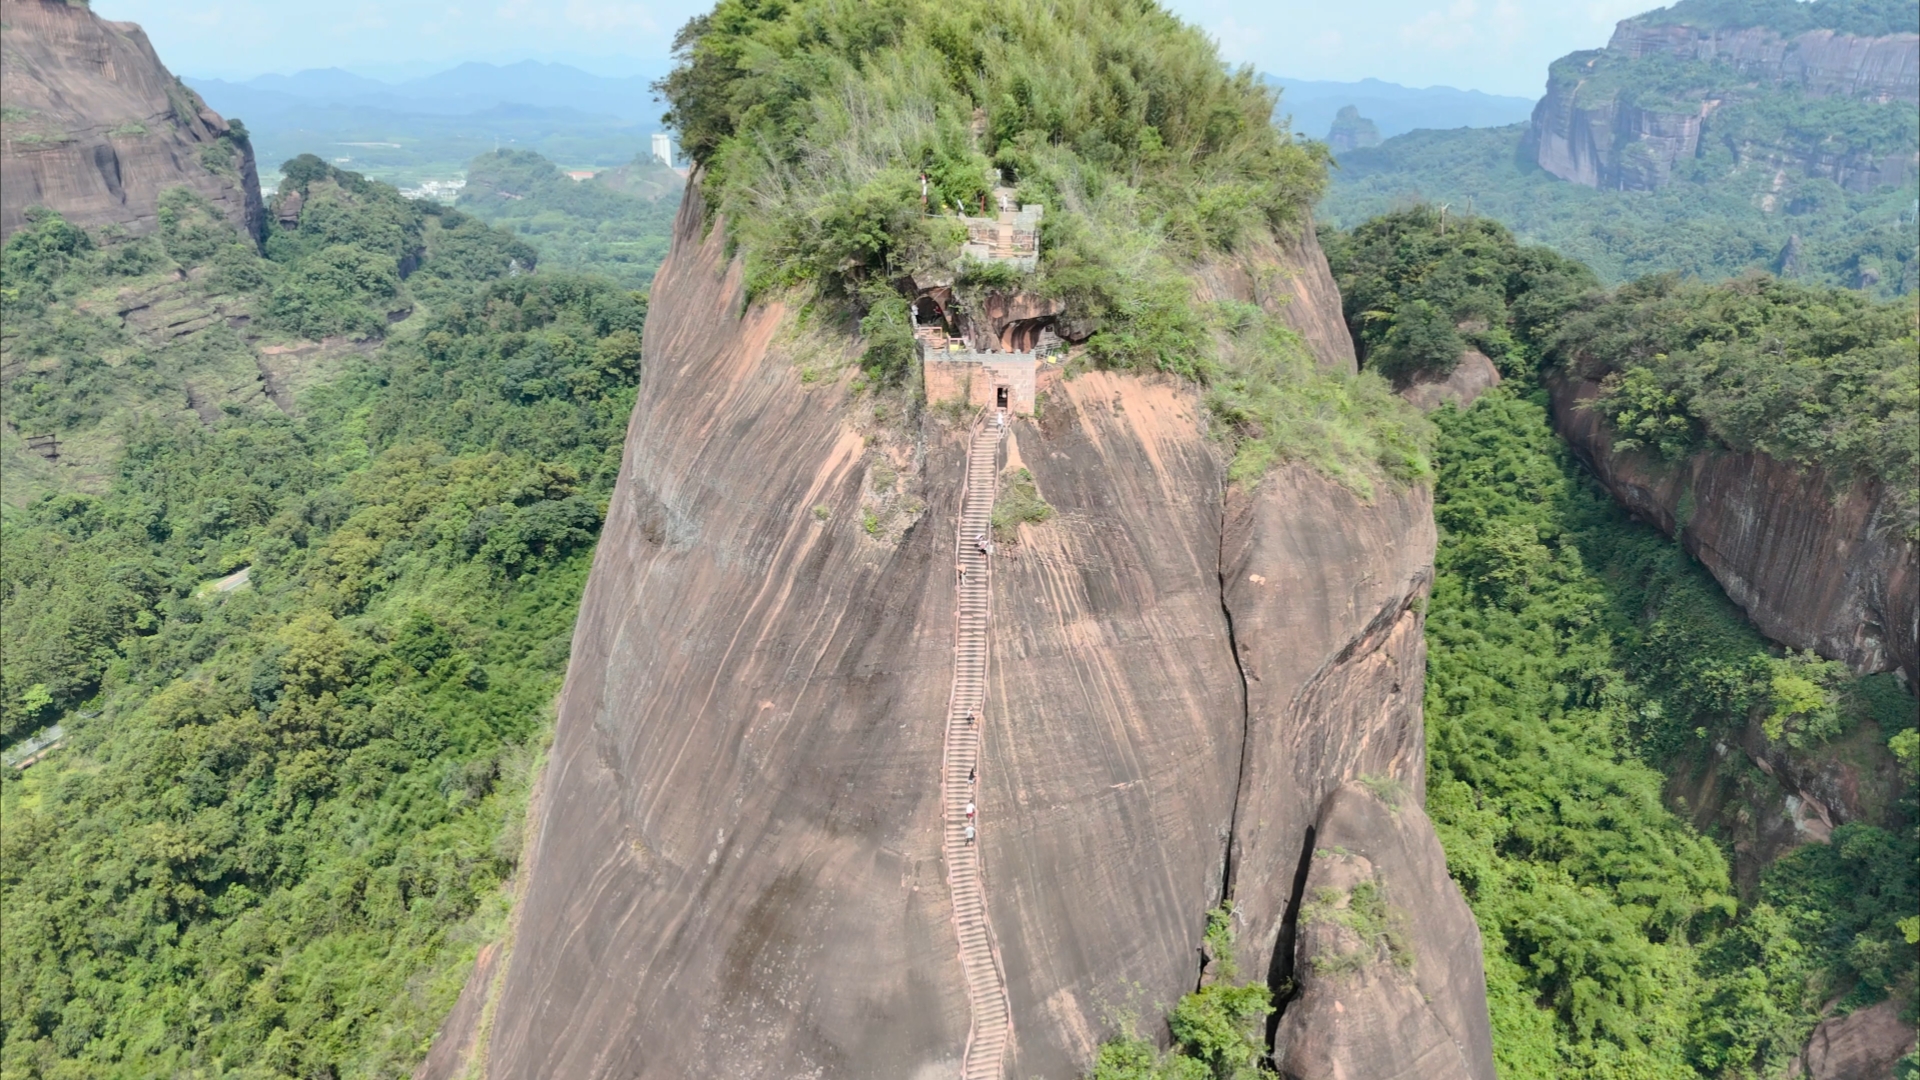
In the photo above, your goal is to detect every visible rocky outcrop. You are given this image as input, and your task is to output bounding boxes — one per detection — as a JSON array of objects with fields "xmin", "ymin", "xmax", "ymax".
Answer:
[
  {"xmin": 1549, "ymin": 374, "xmax": 1918, "ymax": 682},
  {"xmin": 474, "ymin": 177, "xmax": 1479, "ymax": 1077},
  {"xmin": 1527, "ymin": 17, "xmax": 1920, "ymax": 194},
  {"xmin": 1792, "ymin": 1000, "xmax": 1918, "ymax": 1080},
  {"xmin": 1194, "ymin": 219, "xmax": 1357, "ymax": 372},
  {"xmin": 1272, "ymin": 783, "xmax": 1496, "ymax": 1080},
  {"xmin": 1528, "ymin": 64, "xmax": 1712, "ymax": 192},
  {"xmin": 1, "ymin": 0, "xmax": 263, "ymax": 242},
  {"xmin": 1399, "ymin": 350, "xmax": 1501, "ymax": 412},
  {"xmin": 1325, "ymin": 106, "xmax": 1382, "ymax": 155}
]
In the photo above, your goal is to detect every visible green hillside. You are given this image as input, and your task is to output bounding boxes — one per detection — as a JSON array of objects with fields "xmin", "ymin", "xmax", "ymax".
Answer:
[
  {"xmin": 0, "ymin": 163, "xmax": 650, "ymax": 1077},
  {"xmin": 1325, "ymin": 207, "xmax": 1918, "ymax": 1079},
  {"xmin": 1319, "ymin": 123, "xmax": 1918, "ymax": 296},
  {"xmin": 456, "ymin": 150, "xmax": 683, "ymax": 292}
]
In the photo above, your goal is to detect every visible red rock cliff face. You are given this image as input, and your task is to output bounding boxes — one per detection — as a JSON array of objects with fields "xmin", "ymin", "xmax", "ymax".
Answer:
[
  {"xmin": 1550, "ymin": 374, "xmax": 1918, "ymax": 682},
  {"xmin": 0, "ymin": 0, "xmax": 263, "ymax": 242},
  {"xmin": 475, "ymin": 179, "xmax": 1487, "ymax": 1079}
]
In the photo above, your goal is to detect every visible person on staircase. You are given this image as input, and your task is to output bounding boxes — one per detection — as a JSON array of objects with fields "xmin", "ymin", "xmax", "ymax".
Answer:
[
  {"xmin": 964, "ymin": 823, "xmax": 976, "ymax": 844},
  {"xmin": 965, "ymin": 801, "xmax": 976, "ymax": 820}
]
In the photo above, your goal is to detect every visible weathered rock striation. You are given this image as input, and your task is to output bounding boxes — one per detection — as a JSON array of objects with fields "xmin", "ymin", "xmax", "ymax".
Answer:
[
  {"xmin": 0, "ymin": 0, "xmax": 263, "ymax": 242},
  {"xmin": 1527, "ymin": 13, "xmax": 1920, "ymax": 195},
  {"xmin": 471, "ymin": 176, "xmax": 1487, "ymax": 1077},
  {"xmin": 1549, "ymin": 373, "xmax": 1918, "ymax": 683},
  {"xmin": 1612, "ymin": 19, "xmax": 1920, "ymax": 101}
]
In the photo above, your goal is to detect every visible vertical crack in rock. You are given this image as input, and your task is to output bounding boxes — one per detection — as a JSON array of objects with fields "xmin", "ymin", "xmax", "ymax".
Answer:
[{"xmin": 1214, "ymin": 485, "xmax": 1254, "ymax": 989}]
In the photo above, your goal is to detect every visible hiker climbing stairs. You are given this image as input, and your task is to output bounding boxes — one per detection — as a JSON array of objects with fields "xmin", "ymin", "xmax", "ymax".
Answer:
[{"xmin": 945, "ymin": 411, "xmax": 1012, "ymax": 1080}]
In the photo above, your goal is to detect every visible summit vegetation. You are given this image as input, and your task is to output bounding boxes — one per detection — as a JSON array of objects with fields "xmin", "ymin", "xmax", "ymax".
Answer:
[
  {"xmin": 1637, "ymin": 0, "xmax": 1919, "ymax": 35},
  {"xmin": 658, "ymin": 0, "xmax": 1431, "ymax": 493}
]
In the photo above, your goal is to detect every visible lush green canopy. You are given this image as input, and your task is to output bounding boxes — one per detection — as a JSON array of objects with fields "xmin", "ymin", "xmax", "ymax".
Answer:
[
  {"xmin": 2, "ymin": 183, "xmax": 645, "ymax": 1075},
  {"xmin": 1553, "ymin": 274, "xmax": 1920, "ymax": 532}
]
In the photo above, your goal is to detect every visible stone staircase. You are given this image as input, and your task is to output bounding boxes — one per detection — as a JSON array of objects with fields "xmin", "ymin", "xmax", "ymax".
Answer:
[{"xmin": 945, "ymin": 411, "xmax": 1012, "ymax": 1080}]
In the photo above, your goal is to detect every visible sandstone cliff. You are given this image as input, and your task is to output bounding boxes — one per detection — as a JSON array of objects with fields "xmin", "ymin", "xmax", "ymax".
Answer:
[
  {"xmin": 1549, "ymin": 373, "xmax": 1918, "ymax": 683},
  {"xmin": 1526, "ymin": 16, "xmax": 1919, "ymax": 195},
  {"xmin": 0, "ymin": 0, "xmax": 263, "ymax": 242},
  {"xmin": 1272, "ymin": 783, "xmax": 1496, "ymax": 1080},
  {"xmin": 461, "ymin": 180, "xmax": 1488, "ymax": 1078},
  {"xmin": 1612, "ymin": 19, "xmax": 1920, "ymax": 101}
]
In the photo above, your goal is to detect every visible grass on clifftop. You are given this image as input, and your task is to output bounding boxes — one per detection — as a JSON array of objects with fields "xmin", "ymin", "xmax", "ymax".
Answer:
[{"xmin": 657, "ymin": 0, "xmax": 1432, "ymax": 494}]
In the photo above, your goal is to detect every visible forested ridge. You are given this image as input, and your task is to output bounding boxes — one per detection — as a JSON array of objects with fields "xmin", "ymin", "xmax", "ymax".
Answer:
[
  {"xmin": 1327, "ymin": 208, "xmax": 1918, "ymax": 1079},
  {"xmin": 1, "ymin": 160, "xmax": 646, "ymax": 1077}
]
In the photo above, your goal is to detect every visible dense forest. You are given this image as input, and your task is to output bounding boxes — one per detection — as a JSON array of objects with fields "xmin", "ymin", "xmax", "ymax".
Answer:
[
  {"xmin": 456, "ymin": 149, "xmax": 683, "ymax": 292},
  {"xmin": 1, "ymin": 163, "xmax": 648, "ymax": 1076},
  {"xmin": 1326, "ymin": 208, "xmax": 1918, "ymax": 1079}
]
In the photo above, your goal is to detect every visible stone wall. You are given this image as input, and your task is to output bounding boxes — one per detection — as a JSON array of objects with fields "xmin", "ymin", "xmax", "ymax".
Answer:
[{"xmin": 923, "ymin": 353, "xmax": 1040, "ymax": 413}]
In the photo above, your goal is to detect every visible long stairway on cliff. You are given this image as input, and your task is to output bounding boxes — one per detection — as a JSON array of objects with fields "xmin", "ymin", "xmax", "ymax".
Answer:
[{"xmin": 946, "ymin": 412, "xmax": 1012, "ymax": 1080}]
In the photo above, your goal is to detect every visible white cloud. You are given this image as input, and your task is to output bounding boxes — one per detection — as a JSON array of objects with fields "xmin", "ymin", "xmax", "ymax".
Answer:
[
  {"xmin": 1208, "ymin": 15, "xmax": 1270, "ymax": 63},
  {"xmin": 1399, "ymin": 0, "xmax": 1482, "ymax": 51}
]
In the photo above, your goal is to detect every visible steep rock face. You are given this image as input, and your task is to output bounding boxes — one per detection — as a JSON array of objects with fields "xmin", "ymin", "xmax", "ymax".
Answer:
[
  {"xmin": 1611, "ymin": 21, "xmax": 1920, "ymax": 101},
  {"xmin": 1192, "ymin": 220, "xmax": 1357, "ymax": 372},
  {"xmin": 1793, "ymin": 999, "xmax": 1919, "ymax": 1080},
  {"xmin": 1218, "ymin": 462, "xmax": 1438, "ymax": 997},
  {"xmin": 0, "ymin": 0, "xmax": 262, "ymax": 241},
  {"xmin": 1399, "ymin": 349, "xmax": 1501, "ymax": 412},
  {"xmin": 1272, "ymin": 783, "xmax": 1496, "ymax": 1080},
  {"xmin": 1549, "ymin": 374, "xmax": 1918, "ymax": 682},
  {"xmin": 1527, "ymin": 19, "xmax": 1920, "ymax": 194},
  {"xmin": 1528, "ymin": 70, "xmax": 1709, "ymax": 193},
  {"xmin": 479, "ymin": 179, "xmax": 1476, "ymax": 1077}
]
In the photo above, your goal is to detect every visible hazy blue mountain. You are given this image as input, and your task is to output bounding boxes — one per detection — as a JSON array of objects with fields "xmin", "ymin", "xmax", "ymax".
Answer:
[
  {"xmin": 189, "ymin": 61, "xmax": 668, "ymax": 124},
  {"xmin": 238, "ymin": 67, "xmax": 390, "ymax": 99},
  {"xmin": 185, "ymin": 61, "xmax": 673, "ymax": 190},
  {"xmin": 1262, "ymin": 75, "xmax": 1536, "ymax": 142}
]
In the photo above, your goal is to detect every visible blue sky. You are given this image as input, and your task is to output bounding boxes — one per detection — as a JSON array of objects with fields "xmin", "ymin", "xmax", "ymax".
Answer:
[{"xmin": 99, "ymin": 0, "xmax": 1663, "ymax": 97}]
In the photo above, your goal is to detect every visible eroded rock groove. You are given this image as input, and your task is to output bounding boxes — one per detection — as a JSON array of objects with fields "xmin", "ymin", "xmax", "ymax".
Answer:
[{"xmin": 945, "ymin": 412, "xmax": 1013, "ymax": 1080}]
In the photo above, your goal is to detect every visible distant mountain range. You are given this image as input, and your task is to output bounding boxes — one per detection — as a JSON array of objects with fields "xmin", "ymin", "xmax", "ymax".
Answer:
[
  {"xmin": 188, "ymin": 60, "xmax": 671, "ymax": 126},
  {"xmin": 184, "ymin": 61, "xmax": 676, "ymax": 186},
  {"xmin": 1261, "ymin": 76, "xmax": 1536, "ymax": 144}
]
